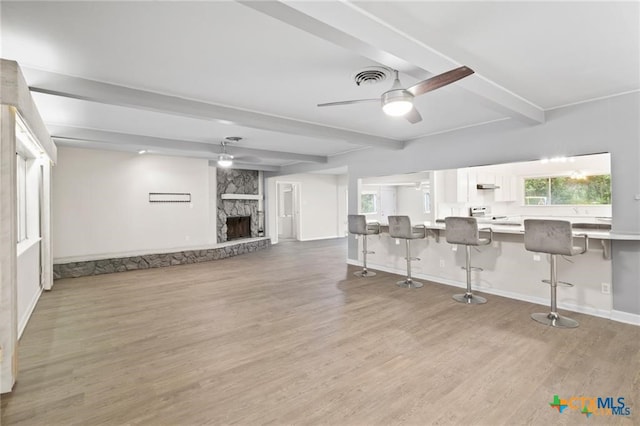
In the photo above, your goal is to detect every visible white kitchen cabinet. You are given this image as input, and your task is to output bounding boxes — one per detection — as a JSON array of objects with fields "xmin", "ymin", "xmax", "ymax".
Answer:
[
  {"xmin": 442, "ymin": 168, "xmax": 470, "ymax": 203},
  {"xmin": 495, "ymin": 174, "xmax": 517, "ymax": 202}
]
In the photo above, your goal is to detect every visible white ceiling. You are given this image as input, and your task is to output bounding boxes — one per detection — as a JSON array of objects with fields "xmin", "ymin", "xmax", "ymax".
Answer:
[{"xmin": 2, "ymin": 1, "xmax": 638, "ymax": 172}]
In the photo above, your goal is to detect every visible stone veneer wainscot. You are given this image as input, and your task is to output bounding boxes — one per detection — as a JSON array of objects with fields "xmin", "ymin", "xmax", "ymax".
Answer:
[{"xmin": 53, "ymin": 238, "xmax": 271, "ymax": 279}]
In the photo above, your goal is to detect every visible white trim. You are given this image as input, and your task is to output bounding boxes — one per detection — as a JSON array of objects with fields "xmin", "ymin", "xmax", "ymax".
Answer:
[
  {"xmin": 610, "ymin": 310, "xmax": 640, "ymax": 326},
  {"xmin": 546, "ymin": 89, "xmax": 640, "ymax": 111},
  {"xmin": 17, "ymin": 236, "xmax": 41, "ymax": 257},
  {"xmin": 18, "ymin": 287, "xmax": 42, "ymax": 339},
  {"xmin": 221, "ymin": 193, "xmax": 262, "ymax": 201},
  {"xmin": 347, "ymin": 259, "xmax": 637, "ymax": 326},
  {"xmin": 409, "ymin": 117, "xmax": 512, "ymax": 142}
]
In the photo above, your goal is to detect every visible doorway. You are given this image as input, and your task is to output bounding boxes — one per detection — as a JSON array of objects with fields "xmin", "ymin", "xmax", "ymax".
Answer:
[{"xmin": 277, "ymin": 182, "xmax": 300, "ymax": 241}]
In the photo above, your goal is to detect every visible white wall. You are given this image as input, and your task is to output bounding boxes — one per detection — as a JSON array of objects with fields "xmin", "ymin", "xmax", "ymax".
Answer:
[
  {"xmin": 336, "ymin": 174, "xmax": 348, "ymax": 237},
  {"xmin": 397, "ymin": 186, "xmax": 433, "ymax": 223},
  {"xmin": 266, "ymin": 173, "xmax": 346, "ymax": 243},
  {"xmin": 53, "ymin": 147, "xmax": 212, "ymax": 260}
]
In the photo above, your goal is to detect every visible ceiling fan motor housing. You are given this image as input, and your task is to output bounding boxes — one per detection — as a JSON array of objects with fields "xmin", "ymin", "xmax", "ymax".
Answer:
[{"xmin": 381, "ymin": 89, "xmax": 414, "ymax": 116}]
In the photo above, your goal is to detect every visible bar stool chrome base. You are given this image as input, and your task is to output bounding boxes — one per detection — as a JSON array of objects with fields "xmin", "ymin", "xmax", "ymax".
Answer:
[
  {"xmin": 453, "ymin": 292, "xmax": 487, "ymax": 304},
  {"xmin": 354, "ymin": 269, "xmax": 376, "ymax": 277},
  {"xmin": 396, "ymin": 279, "xmax": 423, "ymax": 289},
  {"xmin": 531, "ymin": 312, "xmax": 579, "ymax": 328}
]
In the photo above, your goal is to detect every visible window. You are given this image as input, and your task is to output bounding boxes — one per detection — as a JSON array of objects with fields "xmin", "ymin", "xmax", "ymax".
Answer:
[
  {"xmin": 524, "ymin": 174, "xmax": 611, "ymax": 205},
  {"xmin": 16, "ymin": 153, "xmax": 28, "ymax": 242},
  {"xmin": 360, "ymin": 192, "xmax": 377, "ymax": 214}
]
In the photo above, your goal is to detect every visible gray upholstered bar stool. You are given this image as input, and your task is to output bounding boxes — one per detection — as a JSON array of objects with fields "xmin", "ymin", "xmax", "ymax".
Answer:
[
  {"xmin": 524, "ymin": 219, "xmax": 588, "ymax": 328},
  {"xmin": 348, "ymin": 214, "xmax": 380, "ymax": 277},
  {"xmin": 388, "ymin": 215, "xmax": 426, "ymax": 288},
  {"xmin": 445, "ymin": 217, "xmax": 493, "ymax": 304}
]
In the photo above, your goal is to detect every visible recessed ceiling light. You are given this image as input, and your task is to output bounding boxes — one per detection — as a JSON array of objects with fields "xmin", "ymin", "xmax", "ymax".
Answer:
[{"xmin": 138, "ymin": 150, "xmax": 147, "ymax": 155}]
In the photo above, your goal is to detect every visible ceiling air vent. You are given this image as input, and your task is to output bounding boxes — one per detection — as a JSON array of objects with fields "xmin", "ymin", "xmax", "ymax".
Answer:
[{"xmin": 352, "ymin": 66, "xmax": 390, "ymax": 86}]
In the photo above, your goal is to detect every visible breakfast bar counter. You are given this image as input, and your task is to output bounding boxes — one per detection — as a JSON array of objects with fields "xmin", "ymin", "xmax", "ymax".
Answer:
[{"xmin": 352, "ymin": 217, "xmax": 636, "ymax": 322}]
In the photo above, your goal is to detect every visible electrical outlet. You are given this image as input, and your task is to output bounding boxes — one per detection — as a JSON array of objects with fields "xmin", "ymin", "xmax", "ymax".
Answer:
[
  {"xmin": 533, "ymin": 254, "xmax": 541, "ymax": 261},
  {"xmin": 601, "ymin": 282, "xmax": 611, "ymax": 294},
  {"xmin": 439, "ymin": 259, "xmax": 445, "ymax": 268}
]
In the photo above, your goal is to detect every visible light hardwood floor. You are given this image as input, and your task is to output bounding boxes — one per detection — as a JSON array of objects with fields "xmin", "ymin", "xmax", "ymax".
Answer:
[{"xmin": 1, "ymin": 239, "xmax": 638, "ymax": 425}]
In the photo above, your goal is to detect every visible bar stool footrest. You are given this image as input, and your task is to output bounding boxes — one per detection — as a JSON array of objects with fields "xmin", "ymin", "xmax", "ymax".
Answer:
[
  {"xmin": 541, "ymin": 279, "xmax": 574, "ymax": 287},
  {"xmin": 461, "ymin": 266, "xmax": 483, "ymax": 272}
]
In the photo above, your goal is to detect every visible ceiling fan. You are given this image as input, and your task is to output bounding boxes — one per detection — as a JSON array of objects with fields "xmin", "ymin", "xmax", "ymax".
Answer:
[
  {"xmin": 317, "ymin": 66, "xmax": 474, "ymax": 124},
  {"xmin": 217, "ymin": 137, "xmax": 261, "ymax": 168}
]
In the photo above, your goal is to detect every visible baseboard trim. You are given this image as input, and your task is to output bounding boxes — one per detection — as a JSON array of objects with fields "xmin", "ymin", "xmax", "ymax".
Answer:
[
  {"xmin": 18, "ymin": 287, "xmax": 43, "ymax": 339},
  {"xmin": 610, "ymin": 310, "xmax": 640, "ymax": 326},
  {"xmin": 348, "ymin": 259, "xmax": 636, "ymax": 326}
]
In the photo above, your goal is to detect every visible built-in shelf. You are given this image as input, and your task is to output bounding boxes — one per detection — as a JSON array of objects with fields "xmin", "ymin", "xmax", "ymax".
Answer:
[{"xmin": 221, "ymin": 194, "xmax": 262, "ymax": 200}]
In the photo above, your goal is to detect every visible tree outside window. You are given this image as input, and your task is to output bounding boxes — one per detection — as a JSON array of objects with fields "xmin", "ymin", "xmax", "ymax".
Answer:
[
  {"xmin": 361, "ymin": 193, "xmax": 377, "ymax": 214},
  {"xmin": 524, "ymin": 175, "xmax": 611, "ymax": 205}
]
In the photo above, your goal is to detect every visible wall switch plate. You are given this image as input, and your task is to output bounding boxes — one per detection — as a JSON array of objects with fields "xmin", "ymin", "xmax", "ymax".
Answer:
[
  {"xmin": 601, "ymin": 282, "xmax": 611, "ymax": 294},
  {"xmin": 439, "ymin": 259, "xmax": 445, "ymax": 268},
  {"xmin": 533, "ymin": 254, "xmax": 541, "ymax": 261},
  {"xmin": 395, "ymin": 239, "xmax": 400, "ymax": 245},
  {"xmin": 452, "ymin": 245, "xmax": 457, "ymax": 252}
]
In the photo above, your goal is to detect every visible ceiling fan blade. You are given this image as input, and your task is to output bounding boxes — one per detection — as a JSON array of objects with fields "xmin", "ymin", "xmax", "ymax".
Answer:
[
  {"xmin": 405, "ymin": 108, "xmax": 423, "ymax": 124},
  {"xmin": 407, "ymin": 66, "xmax": 474, "ymax": 97},
  {"xmin": 317, "ymin": 98, "xmax": 380, "ymax": 107}
]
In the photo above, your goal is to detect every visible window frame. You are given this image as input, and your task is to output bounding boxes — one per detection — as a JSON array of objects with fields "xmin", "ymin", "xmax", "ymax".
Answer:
[
  {"xmin": 16, "ymin": 152, "xmax": 28, "ymax": 243},
  {"xmin": 423, "ymin": 191, "xmax": 431, "ymax": 213},
  {"xmin": 360, "ymin": 191, "xmax": 378, "ymax": 215}
]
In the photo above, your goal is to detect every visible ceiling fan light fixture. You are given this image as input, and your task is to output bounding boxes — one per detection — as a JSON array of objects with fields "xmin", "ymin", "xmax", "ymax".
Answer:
[
  {"xmin": 217, "ymin": 153, "xmax": 234, "ymax": 168},
  {"xmin": 382, "ymin": 99, "xmax": 413, "ymax": 116},
  {"xmin": 381, "ymin": 89, "xmax": 414, "ymax": 116}
]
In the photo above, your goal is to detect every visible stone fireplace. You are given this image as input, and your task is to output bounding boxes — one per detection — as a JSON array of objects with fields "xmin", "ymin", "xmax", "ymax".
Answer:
[{"xmin": 217, "ymin": 169, "xmax": 260, "ymax": 243}]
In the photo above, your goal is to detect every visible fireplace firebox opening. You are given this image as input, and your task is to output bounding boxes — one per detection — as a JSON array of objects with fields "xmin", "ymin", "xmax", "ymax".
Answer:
[{"xmin": 227, "ymin": 216, "xmax": 251, "ymax": 240}]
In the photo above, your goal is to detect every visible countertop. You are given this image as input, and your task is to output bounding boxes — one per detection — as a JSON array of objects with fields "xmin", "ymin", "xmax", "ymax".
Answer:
[{"xmin": 374, "ymin": 216, "xmax": 639, "ymax": 240}]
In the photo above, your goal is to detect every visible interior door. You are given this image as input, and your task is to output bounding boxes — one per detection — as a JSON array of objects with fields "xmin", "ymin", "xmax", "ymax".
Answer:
[
  {"xmin": 379, "ymin": 187, "xmax": 397, "ymax": 223},
  {"xmin": 277, "ymin": 183, "xmax": 297, "ymax": 240}
]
